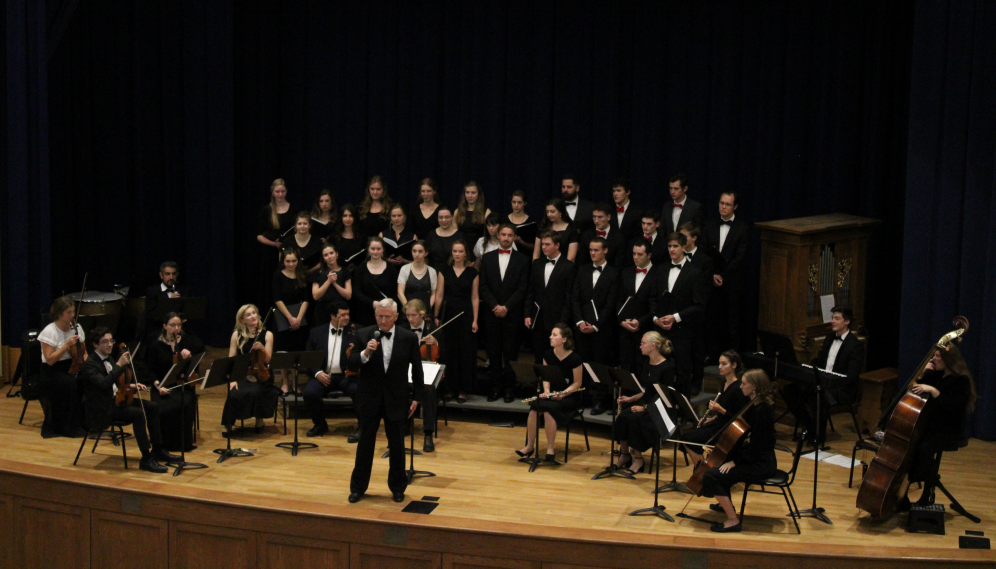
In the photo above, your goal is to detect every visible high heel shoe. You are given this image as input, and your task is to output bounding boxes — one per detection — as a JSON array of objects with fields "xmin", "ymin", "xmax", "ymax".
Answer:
[
  {"xmin": 515, "ymin": 448, "xmax": 533, "ymax": 458},
  {"xmin": 625, "ymin": 459, "xmax": 645, "ymax": 475},
  {"xmin": 613, "ymin": 453, "xmax": 633, "ymax": 470}
]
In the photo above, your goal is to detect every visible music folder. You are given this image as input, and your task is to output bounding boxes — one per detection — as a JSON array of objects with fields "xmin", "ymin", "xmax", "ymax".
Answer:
[
  {"xmin": 383, "ymin": 237, "xmax": 416, "ymax": 260},
  {"xmin": 515, "ymin": 221, "xmax": 538, "ymax": 244}
]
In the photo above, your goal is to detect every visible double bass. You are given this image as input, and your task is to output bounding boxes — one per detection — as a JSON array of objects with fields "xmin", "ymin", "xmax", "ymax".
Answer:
[{"xmin": 856, "ymin": 316, "xmax": 968, "ymax": 519}]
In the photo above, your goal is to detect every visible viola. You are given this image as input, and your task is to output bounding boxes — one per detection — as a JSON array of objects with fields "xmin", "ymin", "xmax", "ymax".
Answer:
[
  {"xmin": 68, "ymin": 320, "xmax": 87, "ymax": 376},
  {"xmin": 248, "ymin": 308, "xmax": 274, "ymax": 383},
  {"xmin": 114, "ymin": 343, "xmax": 136, "ymax": 406},
  {"xmin": 418, "ymin": 322, "xmax": 440, "ymax": 362}
]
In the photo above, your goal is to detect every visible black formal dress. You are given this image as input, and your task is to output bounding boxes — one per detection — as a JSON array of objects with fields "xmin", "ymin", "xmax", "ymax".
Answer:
[
  {"xmin": 908, "ymin": 370, "xmax": 972, "ymax": 483},
  {"xmin": 412, "ymin": 204, "xmax": 440, "ymax": 238},
  {"xmin": 782, "ymin": 331, "xmax": 865, "ymax": 441},
  {"xmin": 144, "ymin": 335, "xmax": 202, "ymax": 451},
  {"xmin": 333, "ymin": 233, "xmax": 366, "ymax": 269},
  {"xmin": 702, "ymin": 215, "xmax": 751, "ymax": 354},
  {"xmin": 272, "ymin": 271, "xmax": 310, "ymax": 352},
  {"xmin": 357, "ymin": 210, "xmax": 389, "ymax": 239},
  {"xmin": 258, "ymin": 206, "xmax": 296, "ymax": 307},
  {"xmin": 438, "ymin": 266, "xmax": 478, "ymax": 396},
  {"xmin": 37, "ymin": 322, "xmax": 85, "ymax": 438},
  {"xmin": 426, "ymin": 230, "xmax": 467, "ymax": 272},
  {"xmin": 614, "ymin": 359, "xmax": 676, "ymax": 453},
  {"xmin": 572, "ymin": 262, "xmax": 620, "ymax": 405},
  {"xmin": 303, "ymin": 324, "xmax": 358, "ymax": 430},
  {"xmin": 661, "ymin": 197, "xmax": 705, "ymax": 236},
  {"xmin": 681, "ymin": 378, "xmax": 750, "ymax": 455},
  {"xmin": 479, "ymin": 248, "xmax": 530, "ymax": 396},
  {"xmin": 220, "ymin": 333, "xmax": 281, "ymax": 426},
  {"xmin": 525, "ymin": 255, "xmax": 576, "ymax": 364},
  {"xmin": 347, "ymin": 325, "xmax": 424, "ymax": 496},
  {"xmin": 545, "ymin": 223, "xmax": 580, "ymax": 260},
  {"xmin": 282, "ymin": 234, "xmax": 323, "ymax": 270},
  {"xmin": 457, "ymin": 213, "xmax": 485, "ymax": 251},
  {"xmin": 528, "ymin": 349, "xmax": 583, "ymax": 425},
  {"xmin": 651, "ymin": 259, "xmax": 708, "ymax": 395},
  {"xmin": 398, "ymin": 319, "xmax": 441, "ymax": 434},
  {"xmin": 616, "ymin": 264, "xmax": 660, "ymax": 374},
  {"xmin": 79, "ymin": 353, "xmax": 164, "ymax": 457},
  {"xmin": 700, "ymin": 402, "xmax": 777, "ymax": 499},
  {"xmin": 398, "ymin": 264, "xmax": 436, "ymax": 310},
  {"xmin": 579, "ymin": 226, "xmax": 628, "ymax": 268},
  {"xmin": 310, "ymin": 217, "xmax": 335, "ymax": 242},
  {"xmin": 351, "ymin": 263, "xmax": 400, "ymax": 327},
  {"xmin": 309, "ymin": 268, "xmax": 351, "ymax": 326},
  {"xmin": 383, "ymin": 227, "xmax": 417, "ymax": 262}
]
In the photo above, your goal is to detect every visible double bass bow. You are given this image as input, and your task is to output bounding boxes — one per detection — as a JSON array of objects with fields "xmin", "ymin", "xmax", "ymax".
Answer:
[{"xmin": 856, "ymin": 316, "xmax": 969, "ymax": 519}]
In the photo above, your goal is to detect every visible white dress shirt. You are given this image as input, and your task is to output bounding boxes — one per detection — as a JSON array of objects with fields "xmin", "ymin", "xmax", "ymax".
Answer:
[
  {"xmin": 667, "ymin": 258, "xmax": 686, "ymax": 323},
  {"xmin": 719, "ymin": 214, "xmax": 735, "ymax": 252},
  {"xmin": 498, "ymin": 248, "xmax": 512, "ymax": 280},
  {"xmin": 319, "ymin": 326, "xmax": 346, "ymax": 376},
  {"xmin": 634, "ymin": 262, "xmax": 652, "ymax": 293},
  {"xmin": 616, "ymin": 200, "xmax": 630, "ymax": 226},
  {"xmin": 671, "ymin": 196, "xmax": 686, "ymax": 229},
  {"xmin": 360, "ymin": 325, "xmax": 396, "ymax": 372},
  {"xmin": 161, "ymin": 282, "xmax": 178, "ymax": 298},
  {"xmin": 826, "ymin": 330, "xmax": 848, "ymax": 371},
  {"xmin": 544, "ymin": 254, "xmax": 561, "ymax": 287},
  {"xmin": 564, "ymin": 198, "xmax": 578, "ymax": 221}
]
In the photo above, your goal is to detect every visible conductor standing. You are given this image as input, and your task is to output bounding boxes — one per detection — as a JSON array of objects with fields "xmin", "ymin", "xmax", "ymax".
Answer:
[{"xmin": 347, "ymin": 299, "xmax": 424, "ymax": 503}]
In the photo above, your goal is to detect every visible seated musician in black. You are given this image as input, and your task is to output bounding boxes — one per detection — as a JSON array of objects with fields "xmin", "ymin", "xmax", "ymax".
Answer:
[
  {"xmin": 899, "ymin": 344, "xmax": 976, "ymax": 509},
  {"xmin": 682, "ymin": 350, "xmax": 750, "ymax": 466},
  {"xmin": 143, "ymin": 312, "xmax": 202, "ymax": 451},
  {"xmin": 782, "ymin": 306, "xmax": 865, "ymax": 444},
  {"xmin": 303, "ymin": 303, "xmax": 357, "ymax": 439},
  {"xmin": 700, "ymin": 369, "xmax": 777, "ymax": 532},
  {"xmin": 399, "ymin": 299, "xmax": 441, "ymax": 453},
  {"xmin": 79, "ymin": 327, "xmax": 181, "ymax": 473},
  {"xmin": 221, "ymin": 304, "xmax": 279, "ymax": 434},
  {"xmin": 514, "ymin": 324, "xmax": 584, "ymax": 461},
  {"xmin": 613, "ymin": 332, "xmax": 676, "ymax": 476}
]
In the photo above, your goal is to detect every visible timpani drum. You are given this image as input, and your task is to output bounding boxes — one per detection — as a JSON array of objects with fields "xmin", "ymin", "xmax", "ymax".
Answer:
[{"xmin": 66, "ymin": 291, "xmax": 124, "ymax": 316}]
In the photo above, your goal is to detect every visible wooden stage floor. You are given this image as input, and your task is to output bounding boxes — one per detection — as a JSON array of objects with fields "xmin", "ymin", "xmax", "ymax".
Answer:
[{"xmin": 1, "ymin": 373, "xmax": 994, "ymax": 567}]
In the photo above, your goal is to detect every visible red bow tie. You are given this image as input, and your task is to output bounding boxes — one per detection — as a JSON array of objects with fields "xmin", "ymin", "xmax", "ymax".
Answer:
[
  {"xmin": 644, "ymin": 235, "xmax": 653, "ymax": 242},
  {"xmin": 596, "ymin": 230, "xmax": 607, "ymax": 237},
  {"xmin": 672, "ymin": 202, "xmax": 684, "ymax": 209},
  {"xmin": 616, "ymin": 206, "xmax": 625, "ymax": 213},
  {"xmin": 498, "ymin": 249, "xmax": 511, "ymax": 255},
  {"xmin": 635, "ymin": 267, "xmax": 648, "ymax": 274}
]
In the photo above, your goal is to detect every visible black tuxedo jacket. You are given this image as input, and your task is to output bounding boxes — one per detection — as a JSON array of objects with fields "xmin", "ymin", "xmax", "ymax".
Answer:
[
  {"xmin": 524, "ymin": 257, "xmax": 575, "ymax": 331},
  {"xmin": 610, "ymin": 204, "xmax": 643, "ymax": 243},
  {"xmin": 571, "ymin": 264, "xmax": 620, "ymax": 332},
  {"xmin": 578, "ymin": 227, "xmax": 627, "ymax": 269},
  {"xmin": 615, "ymin": 264, "xmax": 660, "ymax": 329},
  {"xmin": 79, "ymin": 354, "xmax": 124, "ymax": 432},
  {"xmin": 661, "ymin": 197, "xmax": 705, "ymax": 235},
  {"xmin": 478, "ymin": 249, "xmax": 530, "ymax": 319},
  {"xmin": 633, "ymin": 235, "xmax": 669, "ymax": 266},
  {"xmin": 566, "ymin": 198, "xmax": 595, "ymax": 234},
  {"xmin": 812, "ymin": 332, "xmax": 865, "ymax": 400},
  {"xmin": 684, "ymin": 248, "xmax": 715, "ymax": 287},
  {"xmin": 651, "ymin": 262, "xmax": 708, "ymax": 338},
  {"xmin": 305, "ymin": 324, "xmax": 357, "ymax": 379},
  {"xmin": 702, "ymin": 217, "xmax": 751, "ymax": 287},
  {"xmin": 347, "ymin": 326, "xmax": 423, "ymax": 421},
  {"xmin": 138, "ymin": 283, "xmax": 191, "ymax": 340}
]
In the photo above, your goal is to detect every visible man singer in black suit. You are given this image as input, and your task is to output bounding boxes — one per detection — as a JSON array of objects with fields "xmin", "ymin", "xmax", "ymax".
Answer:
[
  {"xmin": 609, "ymin": 177, "xmax": 642, "ymax": 243},
  {"xmin": 579, "ymin": 203, "xmax": 627, "ymax": 269},
  {"xmin": 572, "ymin": 237, "xmax": 620, "ymax": 415},
  {"xmin": 347, "ymin": 299, "xmax": 424, "ymax": 503},
  {"xmin": 702, "ymin": 191, "xmax": 751, "ymax": 355},
  {"xmin": 661, "ymin": 173, "xmax": 705, "ymax": 236},
  {"xmin": 525, "ymin": 231, "xmax": 576, "ymax": 364},
  {"xmin": 136, "ymin": 261, "xmax": 188, "ymax": 348},
  {"xmin": 616, "ymin": 241, "xmax": 658, "ymax": 374},
  {"xmin": 304, "ymin": 303, "xmax": 357, "ymax": 439},
  {"xmin": 782, "ymin": 306, "xmax": 865, "ymax": 444},
  {"xmin": 479, "ymin": 224, "xmax": 530, "ymax": 403},
  {"xmin": 561, "ymin": 176, "xmax": 595, "ymax": 233}
]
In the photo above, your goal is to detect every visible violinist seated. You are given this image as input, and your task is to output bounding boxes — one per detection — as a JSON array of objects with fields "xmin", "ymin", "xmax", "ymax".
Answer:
[
  {"xmin": 79, "ymin": 328, "xmax": 182, "ymax": 473},
  {"xmin": 142, "ymin": 312, "xmax": 203, "ymax": 452},
  {"xmin": 399, "ymin": 299, "xmax": 441, "ymax": 453},
  {"xmin": 781, "ymin": 306, "xmax": 865, "ymax": 445},
  {"xmin": 699, "ymin": 369, "xmax": 777, "ymax": 533},
  {"xmin": 220, "ymin": 304, "xmax": 280, "ymax": 435},
  {"xmin": 681, "ymin": 350, "xmax": 750, "ymax": 467},
  {"xmin": 37, "ymin": 296, "xmax": 87, "ymax": 438},
  {"xmin": 612, "ymin": 332, "xmax": 676, "ymax": 476},
  {"xmin": 303, "ymin": 303, "xmax": 358, "ymax": 440},
  {"xmin": 897, "ymin": 345, "xmax": 976, "ymax": 510},
  {"xmin": 136, "ymin": 261, "xmax": 189, "ymax": 348}
]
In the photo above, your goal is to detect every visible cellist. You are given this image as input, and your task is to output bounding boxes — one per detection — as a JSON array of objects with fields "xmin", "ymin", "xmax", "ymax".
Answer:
[
  {"xmin": 221, "ymin": 304, "xmax": 279, "ymax": 435},
  {"xmin": 400, "ymin": 299, "xmax": 441, "ymax": 453},
  {"xmin": 37, "ymin": 296, "xmax": 87, "ymax": 438},
  {"xmin": 79, "ymin": 327, "xmax": 180, "ymax": 472},
  {"xmin": 699, "ymin": 369, "xmax": 777, "ymax": 533}
]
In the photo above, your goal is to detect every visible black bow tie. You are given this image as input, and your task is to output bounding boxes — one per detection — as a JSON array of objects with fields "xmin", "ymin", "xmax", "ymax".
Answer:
[
  {"xmin": 413, "ymin": 327, "xmax": 423, "ymax": 335},
  {"xmin": 593, "ymin": 265, "xmax": 603, "ymax": 272},
  {"xmin": 380, "ymin": 331, "xmax": 392, "ymax": 340},
  {"xmin": 671, "ymin": 263, "xmax": 683, "ymax": 270},
  {"xmin": 834, "ymin": 335, "xmax": 844, "ymax": 341},
  {"xmin": 685, "ymin": 252, "xmax": 694, "ymax": 258},
  {"xmin": 330, "ymin": 327, "xmax": 342, "ymax": 336},
  {"xmin": 547, "ymin": 258, "xmax": 557, "ymax": 264},
  {"xmin": 564, "ymin": 200, "xmax": 577, "ymax": 206},
  {"xmin": 720, "ymin": 219, "xmax": 733, "ymax": 226}
]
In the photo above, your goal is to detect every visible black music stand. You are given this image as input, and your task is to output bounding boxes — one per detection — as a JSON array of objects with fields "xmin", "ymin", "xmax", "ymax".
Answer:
[
  {"xmin": 590, "ymin": 364, "xmax": 641, "ymax": 481},
  {"xmin": 270, "ymin": 350, "xmax": 327, "ymax": 456},
  {"xmin": 510, "ymin": 361, "xmax": 567, "ymax": 472},
  {"xmin": 657, "ymin": 386, "xmax": 699, "ymax": 494},
  {"xmin": 404, "ymin": 362, "xmax": 445, "ymax": 482},
  {"xmin": 160, "ymin": 352, "xmax": 204, "ymax": 459},
  {"xmin": 208, "ymin": 355, "xmax": 254, "ymax": 463},
  {"xmin": 791, "ymin": 363, "xmax": 843, "ymax": 525},
  {"xmin": 758, "ymin": 330, "xmax": 799, "ymax": 373},
  {"xmin": 629, "ymin": 396, "xmax": 678, "ymax": 522}
]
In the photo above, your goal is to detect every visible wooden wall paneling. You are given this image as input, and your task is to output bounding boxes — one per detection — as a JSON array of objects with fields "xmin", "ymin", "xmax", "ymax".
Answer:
[
  {"xmin": 444, "ymin": 554, "xmax": 540, "ymax": 569},
  {"xmin": 0, "ymin": 494, "xmax": 12, "ymax": 569},
  {"xmin": 91, "ymin": 510, "xmax": 168, "ymax": 569},
  {"xmin": 169, "ymin": 522, "xmax": 256, "ymax": 569},
  {"xmin": 350, "ymin": 543, "xmax": 441, "ymax": 569},
  {"xmin": 257, "ymin": 532, "xmax": 348, "ymax": 569},
  {"xmin": 14, "ymin": 497, "xmax": 90, "ymax": 569}
]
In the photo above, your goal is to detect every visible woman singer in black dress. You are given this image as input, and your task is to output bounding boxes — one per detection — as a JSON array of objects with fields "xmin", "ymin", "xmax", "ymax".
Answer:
[
  {"xmin": 356, "ymin": 175, "xmax": 394, "ymax": 238},
  {"xmin": 412, "ymin": 178, "xmax": 441, "ymax": 239},
  {"xmin": 350, "ymin": 237, "xmax": 400, "ymax": 327},
  {"xmin": 37, "ymin": 296, "xmax": 86, "ymax": 438},
  {"xmin": 613, "ymin": 332, "xmax": 676, "ymax": 475},
  {"xmin": 532, "ymin": 198, "xmax": 578, "ymax": 262},
  {"xmin": 256, "ymin": 178, "xmax": 295, "ymax": 305},
  {"xmin": 397, "ymin": 240, "xmax": 437, "ymax": 312},
  {"xmin": 221, "ymin": 304, "xmax": 279, "ymax": 433},
  {"xmin": 144, "ymin": 312, "xmax": 202, "ymax": 451},
  {"xmin": 700, "ymin": 368, "xmax": 777, "ymax": 532},
  {"xmin": 514, "ymin": 324, "xmax": 583, "ymax": 461},
  {"xmin": 427, "ymin": 205, "xmax": 466, "ymax": 271},
  {"xmin": 433, "ymin": 239, "xmax": 479, "ymax": 403},
  {"xmin": 681, "ymin": 350, "xmax": 750, "ymax": 466},
  {"xmin": 381, "ymin": 203, "xmax": 417, "ymax": 266},
  {"xmin": 310, "ymin": 241, "xmax": 353, "ymax": 326},
  {"xmin": 272, "ymin": 248, "xmax": 310, "ymax": 394},
  {"xmin": 282, "ymin": 212, "xmax": 323, "ymax": 272},
  {"xmin": 900, "ymin": 344, "xmax": 976, "ymax": 508},
  {"xmin": 454, "ymin": 180, "xmax": 491, "ymax": 256},
  {"xmin": 333, "ymin": 203, "xmax": 365, "ymax": 269},
  {"xmin": 310, "ymin": 188, "xmax": 337, "ymax": 242}
]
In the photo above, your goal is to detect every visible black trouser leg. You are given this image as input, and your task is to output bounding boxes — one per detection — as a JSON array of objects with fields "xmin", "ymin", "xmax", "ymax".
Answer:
[
  {"xmin": 422, "ymin": 386, "xmax": 438, "ymax": 433},
  {"xmin": 669, "ymin": 335, "xmax": 694, "ymax": 395},
  {"xmin": 114, "ymin": 404, "xmax": 151, "ymax": 458},
  {"xmin": 141, "ymin": 400, "xmax": 163, "ymax": 448},
  {"xmin": 726, "ymin": 288, "xmax": 742, "ymax": 351},
  {"xmin": 618, "ymin": 328, "xmax": 645, "ymax": 374},
  {"xmin": 532, "ymin": 324, "xmax": 552, "ymax": 364},
  {"xmin": 782, "ymin": 382, "xmax": 816, "ymax": 438},
  {"xmin": 350, "ymin": 414, "xmax": 382, "ymax": 494},
  {"xmin": 302, "ymin": 377, "xmax": 330, "ymax": 427},
  {"xmin": 384, "ymin": 417, "xmax": 408, "ymax": 494}
]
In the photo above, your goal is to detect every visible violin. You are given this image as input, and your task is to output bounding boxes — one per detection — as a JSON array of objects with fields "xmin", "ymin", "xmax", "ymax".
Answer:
[
  {"xmin": 248, "ymin": 308, "xmax": 273, "ymax": 383},
  {"xmin": 114, "ymin": 343, "xmax": 136, "ymax": 406},
  {"xmin": 418, "ymin": 312, "xmax": 462, "ymax": 362},
  {"xmin": 68, "ymin": 275, "xmax": 89, "ymax": 375},
  {"xmin": 172, "ymin": 333, "xmax": 199, "ymax": 390}
]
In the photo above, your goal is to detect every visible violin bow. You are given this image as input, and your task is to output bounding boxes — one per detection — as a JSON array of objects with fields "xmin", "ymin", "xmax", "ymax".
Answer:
[
  {"xmin": 424, "ymin": 311, "xmax": 465, "ymax": 342},
  {"xmin": 123, "ymin": 342, "xmax": 149, "ymax": 423}
]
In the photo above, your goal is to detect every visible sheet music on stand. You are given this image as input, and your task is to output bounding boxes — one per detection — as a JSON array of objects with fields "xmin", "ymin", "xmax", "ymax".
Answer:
[
  {"xmin": 409, "ymin": 362, "xmax": 445, "ymax": 387},
  {"xmin": 161, "ymin": 352, "xmax": 205, "ymax": 389}
]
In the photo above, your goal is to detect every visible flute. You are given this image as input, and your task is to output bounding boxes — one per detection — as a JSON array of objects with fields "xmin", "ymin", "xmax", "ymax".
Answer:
[{"xmin": 522, "ymin": 387, "xmax": 585, "ymax": 403}]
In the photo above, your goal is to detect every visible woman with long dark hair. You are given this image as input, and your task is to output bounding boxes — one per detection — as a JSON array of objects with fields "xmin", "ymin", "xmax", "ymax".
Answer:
[
  {"xmin": 333, "ymin": 203, "xmax": 365, "ymax": 269},
  {"xmin": 454, "ymin": 180, "xmax": 491, "ymax": 251},
  {"xmin": 273, "ymin": 248, "xmax": 310, "ymax": 394},
  {"xmin": 426, "ymin": 205, "xmax": 465, "ymax": 271},
  {"xmin": 412, "ymin": 178, "xmax": 441, "ymax": 238},
  {"xmin": 681, "ymin": 350, "xmax": 750, "ymax": 466},
  {"xmin": 310, "ymin": 241, "xmax": 353, "ymax": 326},
  {"xmin": 532, "ymin": 198, "xmax": 578, "ymax": 262},
  {"xmin": 433, "ymin": 239, "xmax": 479, "ymax": 403},
  {"xmin": 310, "ymin": 189, "xmax": 338, "ymax": 242},
  {"xmin": 350, "ymin": 237, "xmax": 400, "ymax": 327},
  {"xmin": 356, "ymin": 175, "xmax": 395, "ymax": 238},
  {"xmin": 256, "ymin": 178, "xmax": 295, "ymax": 305},
  {"xmin": 380, "ymin": 203, "xmax": 417, "ymax": 265},
  {"xmin": 143, "ymin": 312, "xmax": 202, "ymax": 451},
  {"xmin": 282, "ymin": 211, "xmax": 323, "ymax": 272}
]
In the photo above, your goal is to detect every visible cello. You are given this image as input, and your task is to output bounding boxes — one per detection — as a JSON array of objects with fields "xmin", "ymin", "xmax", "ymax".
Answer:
[{"xmin": 856, "ymin": 316, "xmax": 968, "ymax": 519}]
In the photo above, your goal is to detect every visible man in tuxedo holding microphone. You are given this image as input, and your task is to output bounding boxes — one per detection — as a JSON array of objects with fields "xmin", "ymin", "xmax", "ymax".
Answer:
[{"xmin": 347, "ymin": 299, "xmax": 424, "ymax": 504}]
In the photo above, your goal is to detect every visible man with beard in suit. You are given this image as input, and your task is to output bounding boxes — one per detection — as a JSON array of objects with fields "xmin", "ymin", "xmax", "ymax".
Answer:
[
  {"xmin": 136, "ymin": 261, "xmax": 189, "ymax": 348},
  {"xmin": 702, "ymin": 191, "xmax": 751, "ymax": 356},
  {"xmin": 661, "ymin": 174, "xmax": 705, "ymax": 235},
  {"xmin": 479, "ymin": 224, "xmax": 530, "ymax": 403},
  {"xmin": 525, "ymin": 232, "xmax": 576, "ymax": 364},
  {"xmin": 561, "ymin": 176, "xmax": 595, "ymax": 234}
]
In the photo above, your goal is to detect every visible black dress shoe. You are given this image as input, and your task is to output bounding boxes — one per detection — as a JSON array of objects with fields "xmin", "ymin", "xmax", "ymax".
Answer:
[
  {"xmin": 710, "ymin": 522, "xmax": 742, "ymax": 533},
  {"xmin": 348, "ymin": 492, "xmax": 363, "ymax": 503},
  {"xmin": 456, "ymin": 395, "xmax": 468, "ymax": 404},
  {"xmin": 393, "ymin": 492, "xmax": 405, "ymax": 503},
  {"xmin": 347, "ymin": 428, "xmax": 362, "ymax": 443},
  {"xmin": 152, "ymin": 449, "xmax": 182, "ymax": 464},
  {"xmin": 487, "ymin": 392, "xmax": 501, "ymax": 402},
  {"xmin": 503, "ymin": 392, "xmax": 516, "ymax": 403},
  {"xmin": 307, "ymin": 424, "xmax": 328, "ymax": 437},
  {"xmin": 590, "ymin": 404, "xmax": 606, "ymax": 416},
  {"xmin": 139, "ymin": 457, "xmax": 169, "ymax": 474},
  {"xmin": 423, "ymin": 433, "xmax": 435, "ymax": 453},
  {"xmin": 544, "ymin": 453, "xmax": 557, "ymax": 463},
  {"xmin": 709, "ymin": 503, "xmax": 735, "ymax": 514}
]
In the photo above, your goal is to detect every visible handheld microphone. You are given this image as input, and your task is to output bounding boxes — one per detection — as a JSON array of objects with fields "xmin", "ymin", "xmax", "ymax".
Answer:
[{"xmin": 372, "ymin": 330, "xmax": 381, "ymax": 350}]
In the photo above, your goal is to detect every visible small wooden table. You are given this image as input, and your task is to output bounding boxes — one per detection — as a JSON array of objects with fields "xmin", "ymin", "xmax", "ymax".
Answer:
[{"xmin": 857, "ymin": 367, "xmax": 899, "ymax": 433}]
